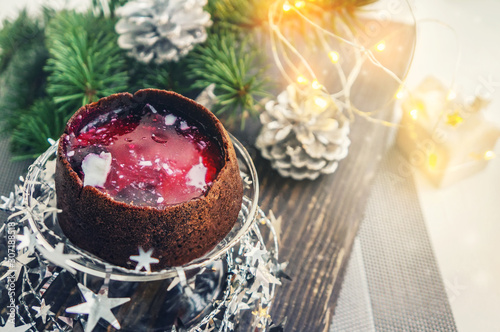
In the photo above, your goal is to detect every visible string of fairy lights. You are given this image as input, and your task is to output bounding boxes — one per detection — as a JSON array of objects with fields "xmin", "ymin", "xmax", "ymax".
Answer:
[
  {"xmin": 268, "ymin": 0, "xmax": 412, "ymax": 125},
  {"xmin": 267, "ymin": 0, "xmax": 497, "ymax": 174}
]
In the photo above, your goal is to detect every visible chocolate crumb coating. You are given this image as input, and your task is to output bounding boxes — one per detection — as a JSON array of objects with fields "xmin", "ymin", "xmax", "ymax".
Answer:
[{"xmin": 55, "ymin": 89, "xmax": 243, "ymax": 270}]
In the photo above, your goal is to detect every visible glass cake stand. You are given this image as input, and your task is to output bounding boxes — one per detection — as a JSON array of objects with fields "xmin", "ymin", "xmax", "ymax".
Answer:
[{"xmin": 11, "ymin": 135, "xmax": 279, "ymax": 332}]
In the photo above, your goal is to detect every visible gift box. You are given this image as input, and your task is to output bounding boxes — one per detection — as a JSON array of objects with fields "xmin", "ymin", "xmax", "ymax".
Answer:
[{"xmin": 396, "ymin": 76, "xmax": 500, "ymax": 187}]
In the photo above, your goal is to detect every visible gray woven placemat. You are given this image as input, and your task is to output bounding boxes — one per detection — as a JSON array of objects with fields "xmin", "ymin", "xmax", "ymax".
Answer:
[
  {"xmin": 0, "ymin": 137, "xmax": 32, "ymax": 220},
  {"xmin": 331, "ymin": 147, "xmax": 457, "ymax": 331}
]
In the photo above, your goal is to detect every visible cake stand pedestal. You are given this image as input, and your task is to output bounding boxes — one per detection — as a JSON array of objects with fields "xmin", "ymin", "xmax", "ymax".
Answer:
[{"xmin": 0, "ymin": 138, "xmax": 282, "ymax": 332}]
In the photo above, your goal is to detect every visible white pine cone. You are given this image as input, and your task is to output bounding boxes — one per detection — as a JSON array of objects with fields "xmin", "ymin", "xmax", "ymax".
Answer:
[
  {"xmin": 256, "ymin": 85, "xmax": 350, "ymax": 180},
  {"xmin": 116, "ymin": 0, "xmax": 212, "ymax": 63}
]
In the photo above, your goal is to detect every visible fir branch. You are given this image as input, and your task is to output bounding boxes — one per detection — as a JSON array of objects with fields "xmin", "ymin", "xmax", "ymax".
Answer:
[
  {"xmin": 45, "ymin": 11, "xmax": 129, "ymax": 118},
  {"xmin": 10, "ymin": 98, "xmax": 66, "ymax": 160},
  {"xmin": 0, "ymin": 43, "xmax": 49, "ymax": 132},
  {"xmin": 0, "ymin": 10, "xmax": 45, "ymax": 74},
  {"xmin": 207, "ymin": 0, "xmax": 270, "ymax": 31},
  {"xmin": 189, "ymin": 32, "xmax": 269, "ymax": 129},
  {"xmin": 127, "ymin": 58, "xmax": 194, "ymax": 97},
  {"xmin": 0, "ymin": 9, "xmax": 50, "ymax": 135}
]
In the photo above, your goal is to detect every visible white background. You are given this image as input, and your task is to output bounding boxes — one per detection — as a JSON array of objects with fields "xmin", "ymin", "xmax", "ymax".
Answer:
[
  {"xmin": 1, "ymin": 0, "xmax": 499, "ymax": 330},
  {"xmin": 408, "ymin": 1, "xmax": 500, "ymax": 331}
]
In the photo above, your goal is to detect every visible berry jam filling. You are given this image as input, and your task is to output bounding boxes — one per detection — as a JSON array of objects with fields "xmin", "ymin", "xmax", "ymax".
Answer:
[{"xmin": 64, "ymin": 104, "xmax": 224, "ymax": 208}]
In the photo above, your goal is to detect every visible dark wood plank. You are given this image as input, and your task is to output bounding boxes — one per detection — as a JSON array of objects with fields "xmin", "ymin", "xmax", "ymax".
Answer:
[{"xmin": 235, "ymin": 21, "xmax": 416, "ymax": 331}]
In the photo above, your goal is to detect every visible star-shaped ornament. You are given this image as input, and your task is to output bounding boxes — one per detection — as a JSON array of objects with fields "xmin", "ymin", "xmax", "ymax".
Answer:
[
  {"xmin": 268, "ymin": 210, "xmax": 282, "ymax": 243},
  {"xmin": 227, "ymin": 291, "xmax": 251, "ymax": 314},
  {"xmin": 129, "ymin": 247, "xmax": 159, "ymax": 273},
  {"xmin": 17, "ymin": 227, "xmax": 37, "ymax": 254},
  {"xmin": 249, "ymin": 263, "xmax": 282, "ymax": 299},
  {"xmin": 0, "ymin": 322, "xmax": 33, "ymax": 332},
  {"xmin": 167, "ymin": 276, "xmax": 181, "ymax": 291},
  {"xmin": 252, "ymin": 306, "xmax": 271, "ymax": 319},
  {"xmin": 244, "ymin": 244, "xmax": 268, "ymax": 266},
  {"xmin": 0, "ymin": 251, "xmax": 35, "ymax": 281},
  {"xmin": 251, "ymin": 305, "xmax": 271, "ymax": 329},
  {"xmin": 0, "ymin": 192, "xmax": 16, "ymax": 211},
  {"xmin": 66, "ymin": 283, "xmax": 130, "ymax": 332},
  {"xmin": 7, "ymin": 199, "xmax": 41, "ymax": 225},
  {"xmin": 37, "ymin": 243, "xmax": 79, "ymax": 274},
  {"xmin": 32, "ymin": 299, "xmax": 55, "ymax": 324}
]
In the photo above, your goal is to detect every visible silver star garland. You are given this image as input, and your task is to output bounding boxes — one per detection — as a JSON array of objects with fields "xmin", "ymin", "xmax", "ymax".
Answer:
[
  {"xmin": 32, "ymin": 299, "xmax": 55, "ymax": 324},
  {"xmin": 0, "ymin": 252, "xmax": 35, "ymax": 281},
  {"xmin": 1, "ymin": 143, "xmax": 286, "ymax": 332},
  {"xmin": 129, "ymin": 246, "xmax": 159, "ymax": 272},
  {"xmin": 66, "ymin": 283, "xmax": 130, "ymax": 332},
  {"xmin": 0, "ymin": 322, "xmax": 33, "ymax": 332},
  {"xmin": 37, "ymin": 243, "xmax": 79, "ymax": 275},
  {"xmin": 17, "ymin": 226, "xmax": 37, "ymax": 254}
]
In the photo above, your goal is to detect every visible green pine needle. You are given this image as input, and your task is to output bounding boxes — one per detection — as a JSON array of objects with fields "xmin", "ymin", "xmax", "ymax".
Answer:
[
  {"xmin": 189, "ymin": 32, "xmax": 269, "ymax": 129},
  {"xmin": 45, "ymin": 11, "xmax": 129, "ymax": 118},
  {"xmin": 0, "ymin": 9, "xmax": 49, "ymax": 135},
  {"xmin": 10, "ymin": 98, "xmax": 66, "ymax": 160},
  {"xmin": 207, "ymin": 0, "xmax": 269, "ymax": 30},
  {"xmin": 127, "ymin": 58, "xmax": 194, "ymax": 97},
  {"xmin": 0, "ymin": 43, "xmax": 49, "ymax": 132},
  {"xmin": 0, "ymin": 10, "xmax": 45, "ymax": 74}
]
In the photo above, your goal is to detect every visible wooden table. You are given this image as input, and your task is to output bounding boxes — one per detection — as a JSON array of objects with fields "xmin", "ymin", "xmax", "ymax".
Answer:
[{"xmin": 233, "ymin": 20, "xmax": 416, "ymax": 331}]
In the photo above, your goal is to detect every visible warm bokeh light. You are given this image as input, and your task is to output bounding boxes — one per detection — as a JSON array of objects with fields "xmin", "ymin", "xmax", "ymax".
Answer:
[
  {"xmin": 314, "ymin": 96, "xmax": 328, "ymax": 109},
  {"xmin": 283, "ymin": 2, "xmax": 292, "ymax": 11},
  {"xmin": 484, "ymin": 150, "xmax": 495, "ymax": 160},
  {"xmin": 328, "ymin": 51, "xmax": 340, "ymax": 63},
  {"xmin": 376, "ymin": 41, "xmax": 386, "ymax": 52},
  {"xmin": 312, "ymin": 80, "xmax": 322, "ymax": 89},
  {"xmin": 428, "ymin": 153, "xmax": 438, "ymax": 169},
  {"xmin": 295, "ymin": 1, "xmax": 306, "ymax": 8},
  {"xmin": 446, "ymin": 112, "xmax": 463, "ymax": 127},
  {"xmin": 410, "ymin": 109, "xmax": 418, "ymax": 120},
  {"xmin": 396, "ymin": 88, "xmax": 404, "ymax": 99},
  {"xmin": 297, "ymin": 75, "xmax": 308, "ymax": 84}
]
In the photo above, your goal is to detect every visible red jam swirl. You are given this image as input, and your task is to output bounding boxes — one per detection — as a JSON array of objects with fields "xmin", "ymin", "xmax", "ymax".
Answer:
[{"xmin": 64, "ymin": 104, "xmax": 223, "ymax": 208}]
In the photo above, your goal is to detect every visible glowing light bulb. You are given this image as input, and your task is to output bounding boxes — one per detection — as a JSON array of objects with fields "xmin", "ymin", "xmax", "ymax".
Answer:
[
  {"xmin": 312, "ymin": 80, "xmax": 322, "ymax": 90},
  {"xmin": 328, "ymin": 51, "xmax": 340, "ymax": 63},
  {"xmin": 314, "ymin": 96, "xmax": 328, "ymax": 109},
  {"xmin": 447, "ymin": 90, "xmax": 457, "ymax": 100},
  {"xmin": 446, "ymin": 111, "xmax": 463, "ymax": 127},
  {"xmin": 297, "ymin": 75, "xmax": 308, "ymax": 84},
  {"xmin": 410, "ymin": 109, "xmax": 418, "ymax": 120},
  {"xmin": 283, "ymin": 2, "xmax": 292, "ymax": 11},
  {"xmin": 295, "ymin": 1, "xmax": 305, "ymax": 8},
  {"xmin": 484, "ymin": 150, "xmax": 495, "ymax": 160},
  {"xmin": 396, "ymin": 88, "xmax": 404, "ymax": 99},
  {"xmin": 376, "ymin": 41, "xmax": 386, "ymax": 52},
  {"xmin": 428, "ymin": 153, "xmax": 438, "ymax": 169}
]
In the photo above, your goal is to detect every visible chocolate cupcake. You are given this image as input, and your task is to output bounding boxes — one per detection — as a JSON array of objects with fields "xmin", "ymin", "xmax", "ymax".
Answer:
[{"xmin": 55, "ymin": 89, "xmax": 243, "ymax": 270}]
